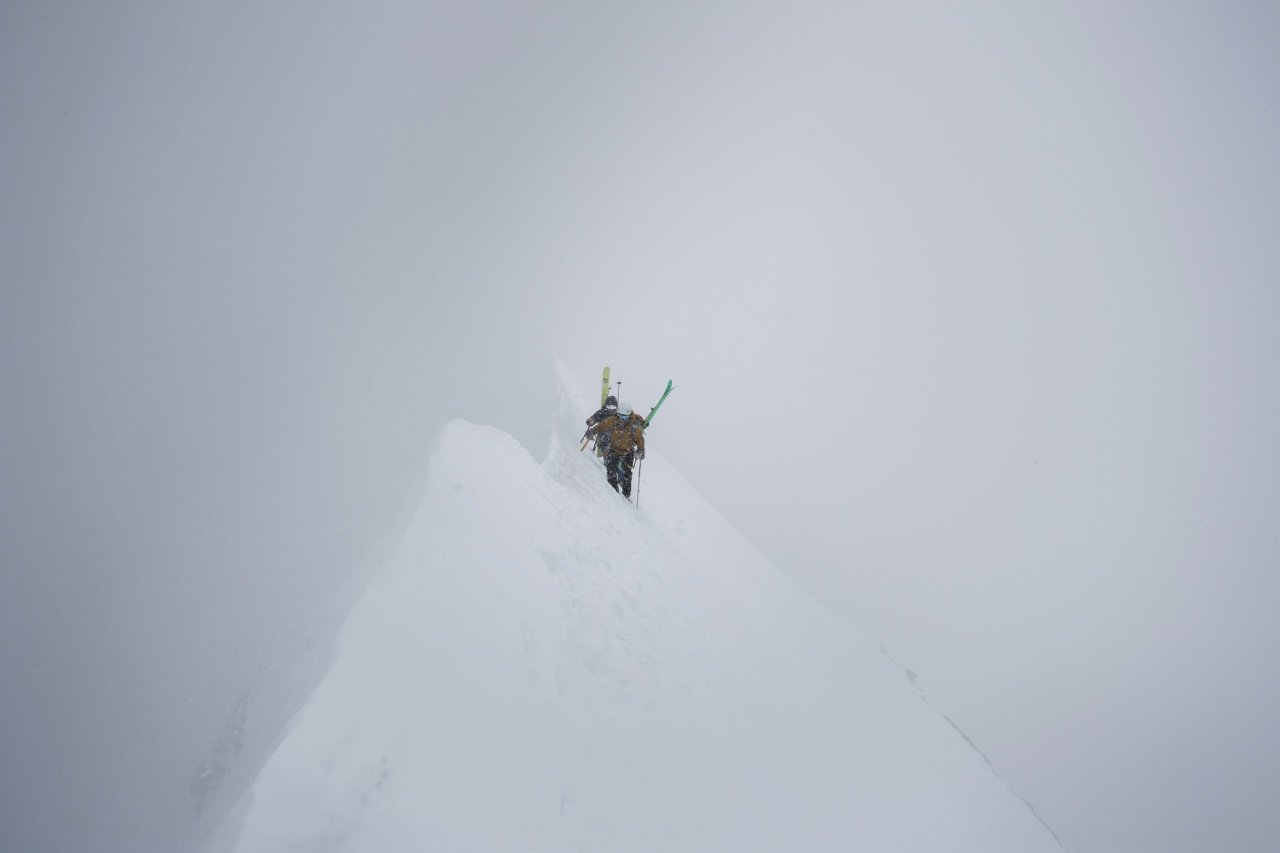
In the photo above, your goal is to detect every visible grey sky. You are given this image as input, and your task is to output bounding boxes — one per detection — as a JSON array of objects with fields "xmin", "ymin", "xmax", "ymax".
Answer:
[{"xmin": 3, "ymin": 2, "xmax": 1278, "ymax": 851}]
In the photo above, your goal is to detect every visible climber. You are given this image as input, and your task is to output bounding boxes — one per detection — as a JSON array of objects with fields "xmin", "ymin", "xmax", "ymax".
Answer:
[
  {"xmin": 583, "ymin": 395, "xmax": 618, "ymax": 456},
  {"xmin": 586, "ymin": 395, "xmax": 619, "ymax": 429},
  {"xmin": 585, "ymin": 400, "xmax": 646, "ymax": 500}
]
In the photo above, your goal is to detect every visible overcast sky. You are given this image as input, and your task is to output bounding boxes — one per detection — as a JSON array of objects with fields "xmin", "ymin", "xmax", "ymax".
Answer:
[{"xmin": 3, "ymin": 2, "xmax": 1278, "ymax": 851}]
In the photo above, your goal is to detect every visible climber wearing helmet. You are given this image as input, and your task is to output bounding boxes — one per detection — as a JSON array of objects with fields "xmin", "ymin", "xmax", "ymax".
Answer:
[{"xmin": 585, "ymin": 400, "xmax": 646, "ymax": 500}]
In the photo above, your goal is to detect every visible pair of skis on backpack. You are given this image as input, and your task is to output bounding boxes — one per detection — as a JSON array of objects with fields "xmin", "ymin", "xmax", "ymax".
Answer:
[
  {"xmin": 581, "ymin": 367, "xmax": 674, "ymax": 454},
  {"xmin": 600, "ymin": 366, "xmax": 674, "ymax": 429}
]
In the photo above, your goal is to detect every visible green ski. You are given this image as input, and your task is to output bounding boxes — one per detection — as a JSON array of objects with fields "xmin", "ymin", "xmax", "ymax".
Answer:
[
  {"xmin": 644, "ymin": 380, "xmax": 675, "ymax": 428},
  {"xmin": 601, "ymin": 366, "xmax": 611, "ymax": 406}
]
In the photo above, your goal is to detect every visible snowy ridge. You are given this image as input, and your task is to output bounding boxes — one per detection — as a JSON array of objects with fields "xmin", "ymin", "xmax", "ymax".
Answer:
[{"xmin": 208, "ymin": 362, "xmax": 1060, "ymax": 852}]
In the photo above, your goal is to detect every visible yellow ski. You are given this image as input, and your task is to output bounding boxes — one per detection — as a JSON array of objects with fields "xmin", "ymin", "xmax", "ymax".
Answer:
[{"xmin": 601, "ymin": 366, "xmax": 611, "ymax": 406}]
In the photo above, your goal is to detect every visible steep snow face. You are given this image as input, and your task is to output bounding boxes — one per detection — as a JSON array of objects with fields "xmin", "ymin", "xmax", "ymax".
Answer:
[{"xmin": 211, "ymin": 366, "xmax": 1057, "ymax": 852}]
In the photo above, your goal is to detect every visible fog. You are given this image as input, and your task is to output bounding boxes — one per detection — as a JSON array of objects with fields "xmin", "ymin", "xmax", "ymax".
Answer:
[{"xmin": 2, "ymin": 2, "xmax": 1278, "ymax": 851}]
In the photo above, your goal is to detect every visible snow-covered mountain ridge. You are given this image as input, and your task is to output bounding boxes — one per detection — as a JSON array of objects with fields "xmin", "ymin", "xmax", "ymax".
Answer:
[{"xmin": 207, "ymin": 364, "xmax": 1060, "ymax": 852}]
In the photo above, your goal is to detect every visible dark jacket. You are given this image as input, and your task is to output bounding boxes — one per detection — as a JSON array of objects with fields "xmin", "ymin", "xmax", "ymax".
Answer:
[{"xmin": 585, "ymin": 405, "xmax": 617, "ymax": 428}]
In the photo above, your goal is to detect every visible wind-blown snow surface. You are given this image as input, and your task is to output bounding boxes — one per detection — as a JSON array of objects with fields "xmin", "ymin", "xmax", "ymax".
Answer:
[{"xmin": 210, "ymin": 367, "xmax": 1057, "ymax": 852}]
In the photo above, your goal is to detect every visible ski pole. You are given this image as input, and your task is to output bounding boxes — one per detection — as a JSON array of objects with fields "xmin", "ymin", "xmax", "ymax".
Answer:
[
  {"xmin": 634, "ymin": 457, "xmax": 642, "ymax": 508},
  {"xmin": 580, "ymin": 438, "xmax": 590, "ymax": 452}
]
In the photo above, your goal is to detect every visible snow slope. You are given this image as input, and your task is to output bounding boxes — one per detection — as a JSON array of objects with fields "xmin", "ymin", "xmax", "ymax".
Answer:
[{"xmin": 208, "ymin": 364, "xmax": 1059, "ymax": 852}]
